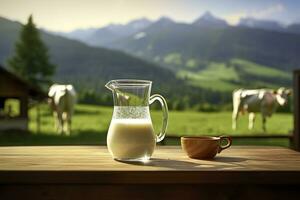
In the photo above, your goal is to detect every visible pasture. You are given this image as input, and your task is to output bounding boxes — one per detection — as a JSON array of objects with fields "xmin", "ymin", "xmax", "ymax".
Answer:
[
  {"xmin": 0, "ymin": 103, "xmax": 292, "ymax": 147},
  {"xmin": 177, "ymin": 59, "xmax": 291, "ymax": 92}
]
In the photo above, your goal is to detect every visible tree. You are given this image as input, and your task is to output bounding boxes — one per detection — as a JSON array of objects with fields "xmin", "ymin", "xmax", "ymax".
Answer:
[{"xmin": 8, "ymin": 15, "xmax": 55, "ymax": 87}]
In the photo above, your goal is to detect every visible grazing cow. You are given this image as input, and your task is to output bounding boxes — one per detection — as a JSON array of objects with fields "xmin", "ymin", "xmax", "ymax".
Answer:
[
  {"xmin": 48, "ymin": 84, "xmax": 76, "ymax": 135},
  {"xmin": 232, "ymin": 88, "xmax": 291, "ymax": 131}
]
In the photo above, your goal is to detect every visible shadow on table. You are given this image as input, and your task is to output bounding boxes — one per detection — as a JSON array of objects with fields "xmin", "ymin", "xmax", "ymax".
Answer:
[
  {"xmin": 116, "ymin": 158, "xmax": 200, "ymax": 169},
  {"xmin": 213, "ymin": 156, "xmax": 248, "ymax": 163},
  {"xmin": 116, "ymin": 156, "xmax": 248, "ymax": 170}
]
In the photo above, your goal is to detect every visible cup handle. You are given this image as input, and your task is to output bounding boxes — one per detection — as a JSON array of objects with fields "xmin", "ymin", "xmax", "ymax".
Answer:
[
  {"xmin": 149, "ymin": 94, "xmax": 168, "ymax": 143},
  {"xmin": 218, "ymin": 136, "xmax": 232, "ymax": 153}
]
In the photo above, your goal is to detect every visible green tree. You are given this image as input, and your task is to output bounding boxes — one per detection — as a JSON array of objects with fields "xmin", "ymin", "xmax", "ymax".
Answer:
[{"xmin": 8, "ymin": 15, "xmax": 55, "ymax": 87}]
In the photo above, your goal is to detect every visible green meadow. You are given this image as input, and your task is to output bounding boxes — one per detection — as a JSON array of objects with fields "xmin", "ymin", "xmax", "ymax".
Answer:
[
  {"xmin": 0, "ymin": 103, "xmax": 292, "ymax": 147},
  {"xmin": 177, "ymin": 59, "xmax": 291, "ymax": 92}
]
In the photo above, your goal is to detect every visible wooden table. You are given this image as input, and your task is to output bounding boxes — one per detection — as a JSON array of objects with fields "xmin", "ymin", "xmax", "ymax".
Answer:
[{"xmin": 1, "ymin": 146, "xmax": 300, "ymax": 200}]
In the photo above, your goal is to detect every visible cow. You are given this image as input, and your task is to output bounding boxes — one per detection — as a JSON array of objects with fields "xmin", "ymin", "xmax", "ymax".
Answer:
[
  {"xmin": 232, "ymin": 88, "xmax": 291, "ymax": 132},
  {"xmin": 48, "ymin": 84, "xmax": 76, "ymax": 135}
]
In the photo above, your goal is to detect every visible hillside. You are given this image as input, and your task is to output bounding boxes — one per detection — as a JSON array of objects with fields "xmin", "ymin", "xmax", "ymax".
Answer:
[
  {"xmin": 57, "ymin": 13, "xmax": 300, "ymax": 75},
  {"xmin": 0, "ymin": 17, "xmax": 177, "ymax": 93},
  {"xmin": 177, "ymin": 59, "xmax": 291, "ymax": 92},
  {"xmin": 48, "ymin": 13, "xmax": 298, "ymax": 93},
  {"xmin": 101, "ymin": 16, "xmax": 298, "ymax": 91},
  {"xmin": 0, "ymin": 16, "xmax": 295, "ymax": 109},
  {"xmin": 107, "ymin": 20, "xmax": 300, "ymax": 73},
  {"xmin": 1, "ymin": 16, "xmax": 233, "ymax": 109}
]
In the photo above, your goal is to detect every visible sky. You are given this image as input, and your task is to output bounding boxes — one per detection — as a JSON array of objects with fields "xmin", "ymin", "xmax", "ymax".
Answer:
[{"xmin": 0, "ymin": 0, "xmax": 300, "ymax": 32}]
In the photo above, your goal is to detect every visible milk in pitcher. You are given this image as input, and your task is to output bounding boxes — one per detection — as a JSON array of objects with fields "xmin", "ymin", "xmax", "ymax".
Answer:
[{"xmin": 107, "ymin": 106, "xmax": 156, "ymax": 160}]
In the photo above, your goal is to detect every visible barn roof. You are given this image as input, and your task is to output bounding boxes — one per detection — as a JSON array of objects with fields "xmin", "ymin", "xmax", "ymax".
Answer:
[{"xmin": 0, "ymin": 65, "xmax": 47, "ymax": 100}]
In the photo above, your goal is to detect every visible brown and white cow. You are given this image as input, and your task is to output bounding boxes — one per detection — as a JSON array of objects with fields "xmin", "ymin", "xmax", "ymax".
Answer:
[
  {"xmin": 232, "ymin": 88, "xmax": 291, "ymax": 131},
  {"xmin": 48, "ymin": 84, "xmax": 76, "ymax": 135}
]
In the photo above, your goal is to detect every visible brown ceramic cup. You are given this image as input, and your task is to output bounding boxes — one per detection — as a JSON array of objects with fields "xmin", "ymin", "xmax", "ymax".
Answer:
[{"xmin": 181, "ymin": 136, "xmax": 232, "ymax": 159}]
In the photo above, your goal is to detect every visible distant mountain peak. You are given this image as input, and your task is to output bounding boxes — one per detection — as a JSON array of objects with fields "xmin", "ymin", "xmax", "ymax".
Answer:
[
  {"xmin": 129, "ymin": 17, "xmax": 151, "ymax": 24},
  {"xmin": 156, "ymin": 16, "xmax": 174, "ymax": 24},
  {"xmin": 193, "ymin": 11, "xmax": 228, "ymax": 28},
  {"xmin": 201, "ymin": 11, "xmax": 215, "ymax": 20},
  {"xmin": 127, "ymin": 17, "xmax": 152, "ymax": 30},
  {"xmin": 148, "ymin": 16, "xmax": 175, "ymax": 28}
]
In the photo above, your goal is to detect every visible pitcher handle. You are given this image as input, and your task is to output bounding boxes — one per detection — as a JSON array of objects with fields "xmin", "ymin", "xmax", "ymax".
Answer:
[{"xmin": 150, "ymin": 94, "xmax": 168, "ymax": 143}]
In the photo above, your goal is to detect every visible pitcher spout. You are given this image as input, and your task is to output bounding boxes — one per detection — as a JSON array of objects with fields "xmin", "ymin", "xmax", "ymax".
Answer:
[{"xmin": 105, "ymin": 80, "xmax": 116, "ymax": 91}]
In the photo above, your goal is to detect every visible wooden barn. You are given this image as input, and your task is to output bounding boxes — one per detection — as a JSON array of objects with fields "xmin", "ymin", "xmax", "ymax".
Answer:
[{"xmin": 0, "ymin": 66, "xmax": 47, "ymax": 131}]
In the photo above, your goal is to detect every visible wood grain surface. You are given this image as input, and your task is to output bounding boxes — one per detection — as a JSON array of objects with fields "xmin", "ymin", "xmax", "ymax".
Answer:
[{"xmin": 0, "ymin": 146, "xmax": 300, "ymax": 184}]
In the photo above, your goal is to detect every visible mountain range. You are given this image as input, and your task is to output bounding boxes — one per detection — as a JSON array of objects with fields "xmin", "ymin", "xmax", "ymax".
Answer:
[
  {"xmin": 54, "ymin": 18, "xmax": 153, "ymax": 47},
  {"xmin": 78, "ymin": 12, "xmax": 297, "ymax": 93},
  {"xmin": 52, "ymin": 12, "xmax": 300, "ymax": 76},
  {"xmin": 0, "ymin": 17, "xmax": 178, "ymax": 93},
  {"xmin": 1, "ymin": 13, "xmax": 299, "ymax": 107},
  {"xmin": 108, "ymin": 17, "xmax": 300, "ymax": 71},
  {"xmin": 1, "ymin": 16, "xmax": 228, "ymax": 108},
  {"xmin": 56, "ymin": 11, "xmax": 300, "ymax": 49}
]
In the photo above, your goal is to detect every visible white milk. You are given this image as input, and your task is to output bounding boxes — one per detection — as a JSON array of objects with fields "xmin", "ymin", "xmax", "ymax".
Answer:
[{"xmin": 107, "ymin": 118, "xmax": 156, "ymax": 160}]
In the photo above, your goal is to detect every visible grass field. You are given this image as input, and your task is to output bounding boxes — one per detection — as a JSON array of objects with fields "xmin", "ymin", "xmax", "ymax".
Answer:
[
  {"xmin": 0, "ymin": 103, "xmax": 293, "ymax": 147},
  {"xmin": 177, "ymin": 58, "xmax": 291, "ymax": 92}
]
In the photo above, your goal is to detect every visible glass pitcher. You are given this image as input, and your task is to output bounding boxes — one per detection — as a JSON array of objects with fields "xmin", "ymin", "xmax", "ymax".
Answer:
[{"xmin": 105, "ymin": 79, "xmax": 168, "ymax": 161}]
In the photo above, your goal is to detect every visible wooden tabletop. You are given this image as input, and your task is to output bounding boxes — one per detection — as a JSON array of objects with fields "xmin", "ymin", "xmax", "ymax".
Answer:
[{"xmin": 1, "ymin": 146, "xmax": 300, "ymax": 184}]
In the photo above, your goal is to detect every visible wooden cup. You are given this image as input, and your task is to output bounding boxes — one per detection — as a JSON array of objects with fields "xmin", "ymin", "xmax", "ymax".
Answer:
[{"xmin": 181, "ymin": 136, "xmax": 232, "ymax": 159}]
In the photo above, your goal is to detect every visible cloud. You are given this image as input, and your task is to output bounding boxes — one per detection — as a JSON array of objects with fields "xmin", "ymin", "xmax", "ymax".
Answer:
[
  {"xmin": 253, "ymin": 3, "xmax": 285, "ymax": 19},
  {"xmin": 225, "ymin": 3, "xmax": 285, "ymax": 25}
]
